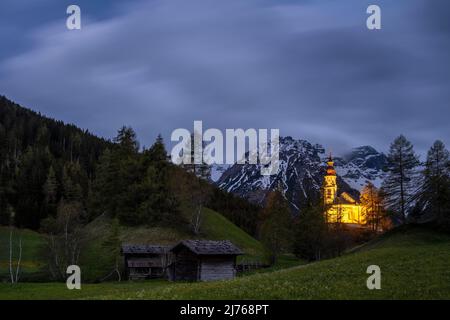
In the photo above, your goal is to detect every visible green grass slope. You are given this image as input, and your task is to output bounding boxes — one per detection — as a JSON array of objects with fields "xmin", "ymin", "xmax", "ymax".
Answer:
[
  {"xmin": 0, "ymin": 208, "xmax": 267, "ymax": 282},
  {"xmin": 0, "ymin": 227, "xmax": 46, "ymax": 280},
  {"xmin": 79, "ymin": 208, "xmax": 267, "ymax": 281},
  {"xmin": 201, "ymin": 208, "xmax": 266, "ymax": 259},
  {"xmin": 1, "ymin": 225, "xmax": 448, "ymax": 299}
]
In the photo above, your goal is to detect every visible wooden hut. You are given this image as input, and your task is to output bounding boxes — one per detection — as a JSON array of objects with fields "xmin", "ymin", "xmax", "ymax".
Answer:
[
  {"xmin": 168, "ymin": 240, "xmax": 243, "ymax": 282},
  {"xmin": 121, "ymin": 244, "xmax": 170, "ymax": 280}
]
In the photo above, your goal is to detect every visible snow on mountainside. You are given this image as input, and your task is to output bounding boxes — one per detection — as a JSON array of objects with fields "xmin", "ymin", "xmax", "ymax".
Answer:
[
  {"xmin": 213, "ymin": 137, "xmax": 387, "ymax": 212},
  {"xmin": 332, "ymin": 146, "xmax": 387, "ymax": 190},
  {"xmin": 211, "ymin": 164, "xmax": 231, "ymax": 182}
]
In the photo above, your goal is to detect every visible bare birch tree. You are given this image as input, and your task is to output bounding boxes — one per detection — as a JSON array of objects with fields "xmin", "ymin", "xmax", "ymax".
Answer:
[
  {"xmin": 41, "ymin": 200, "xmax": 85, "ymax": 281},
  {"xmin": 8, "ymin": 207, "xmax": 22, "ymax": 284}
]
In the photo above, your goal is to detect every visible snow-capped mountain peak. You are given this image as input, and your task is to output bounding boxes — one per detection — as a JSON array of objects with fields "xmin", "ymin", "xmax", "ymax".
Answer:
[{"xmin": 212, "ymin": 137, "xmax": 386, "ymax": 213}]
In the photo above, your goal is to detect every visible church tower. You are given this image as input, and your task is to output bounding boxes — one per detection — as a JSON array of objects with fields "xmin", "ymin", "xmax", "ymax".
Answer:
[{"xmin": 323, "ymin": 154, "xmax": 337, "ymax": 205}]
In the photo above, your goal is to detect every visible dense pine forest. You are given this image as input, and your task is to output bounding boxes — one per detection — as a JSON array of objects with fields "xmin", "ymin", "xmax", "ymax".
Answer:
[
  {"xmin": 0, "ymin": 96, "xmax": 110, "ymax": 228},
  {"xmin": 0, "ymin": 96, "xmax": 260, "ymax": 236}
]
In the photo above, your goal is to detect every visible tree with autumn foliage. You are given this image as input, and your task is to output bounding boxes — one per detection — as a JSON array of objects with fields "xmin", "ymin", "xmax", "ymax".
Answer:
[{"xmin": 360, "ymin": 182, "xmax": 385, "ymax": 232}]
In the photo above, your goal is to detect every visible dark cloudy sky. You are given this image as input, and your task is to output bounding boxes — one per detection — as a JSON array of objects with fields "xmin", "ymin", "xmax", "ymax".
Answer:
[{"xmin": 0, "ymin": 0, "xmax": 449, "ymax": 156}]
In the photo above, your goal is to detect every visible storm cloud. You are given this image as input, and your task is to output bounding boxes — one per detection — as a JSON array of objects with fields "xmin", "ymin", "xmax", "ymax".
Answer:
[{"xmin": 0, "ymin": 0, "xmax": 449, "ymax": 155}]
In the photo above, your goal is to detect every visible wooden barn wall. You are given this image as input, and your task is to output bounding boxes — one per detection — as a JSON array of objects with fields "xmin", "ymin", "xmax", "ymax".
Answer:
[{"xmin": 200, "ymin": 256, "xmax": 236, "ymax": 281}]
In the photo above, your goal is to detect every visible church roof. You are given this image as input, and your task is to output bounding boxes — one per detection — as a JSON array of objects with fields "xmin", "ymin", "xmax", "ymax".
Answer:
[{"xmin": 336, "ymin": 192, "xmax": 358, "ymax": 204}]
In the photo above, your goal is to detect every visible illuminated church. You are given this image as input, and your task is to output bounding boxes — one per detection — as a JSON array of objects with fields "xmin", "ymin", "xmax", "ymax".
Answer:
[{"xmin": 323, "ymin": 155, "xmax": 365, "ymax": 225}]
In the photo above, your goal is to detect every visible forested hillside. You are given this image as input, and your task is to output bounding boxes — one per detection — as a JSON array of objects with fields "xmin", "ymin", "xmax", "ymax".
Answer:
[
  {"xmin": 0, "ymin": 96, "xmax": 110, "ymax": 229},
  {"xmin": 0, "ymin": 96, "xmax": 260, "ymax": 237}
]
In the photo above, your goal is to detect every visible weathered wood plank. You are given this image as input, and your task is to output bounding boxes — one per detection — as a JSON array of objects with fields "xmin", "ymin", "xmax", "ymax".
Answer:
[{"xmin": 200, "ymin": 258, "xmax": 235, "ymax": 281}]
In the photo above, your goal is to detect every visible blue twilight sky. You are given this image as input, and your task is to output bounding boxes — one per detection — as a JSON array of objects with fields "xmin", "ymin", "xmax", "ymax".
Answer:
[{"xmin": 0, "ymin": 0, "xmax": 449, "ymax": 156}]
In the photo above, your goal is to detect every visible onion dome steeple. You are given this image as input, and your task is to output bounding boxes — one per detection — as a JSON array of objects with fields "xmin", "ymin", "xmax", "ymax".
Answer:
[{"xmin": 326, "ymin": 153, "xmax": 336, "ymax": 176}]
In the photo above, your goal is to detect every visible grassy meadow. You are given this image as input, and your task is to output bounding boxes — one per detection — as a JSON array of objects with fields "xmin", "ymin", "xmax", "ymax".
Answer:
[
  {"xmin": 0, "ymin": 227, "xmax": 47, "ymax": 281},
  {"xmin": 0, "ymin": 225, "xmax": 449, "ymax": 299},
  {"xmin": 0, "ymin": 207, "xmax": 269, "ymax": 282}
]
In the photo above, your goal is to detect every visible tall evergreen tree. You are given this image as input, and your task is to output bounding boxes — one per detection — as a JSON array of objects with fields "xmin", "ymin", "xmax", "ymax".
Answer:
[
  {"xmin": 140, "ymin": 135, "xmax": 182, "ymax": 225},
  {"xmin": 146, "ymin": 134, "xmax": 167, "ymax": 162},
  {"xmin": 62, "ymin": 163, "xmax": 84, "ymax": 203},
  {"xmin": 259, "ymin": 189, "xmax": 293, "ymax": 264},
  {"xmin": 418, "ymin": 140, "xmax": 450, "ymax": 227},
  {"xmin": 114, "ymin": 126, "xmax": 139, "ymax": 155},
  {"xmin": 382, "ymin": 135, "xmax": 420, "ymax": 224},
  {"xmin": 90, "ymin": 127, "xmax": 140, "ymax": 223},
  {"xmin": 43, "ymin": 166, "xmax": 58, "ymax": 217},
  {"xmin": 293, "ymin": 204, "xmax": 326, "ymax": 261},
  {"xmin": 90, "ymin": 131, "xmax": 183, "ymax": 227},
  {"xmin": 88, "ymin": 149, "xmax": 116, "ymax": 219},
  {"xmin": 14, "ymin": 146, "xmax": 52, "ymax": 228},
  {"xmin": 182, "ymin": 132, "xmax": 211, "ymax": 180}
]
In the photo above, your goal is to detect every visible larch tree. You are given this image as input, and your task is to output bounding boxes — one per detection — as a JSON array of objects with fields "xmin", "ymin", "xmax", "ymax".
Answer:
[
  {"xmin": 182, "ymin": 131, "xmax": 211, "ymax": 181},
  {"xmin": 382, "ymin": 135, "xmax": 420, "ymax": 224},
  {"xmin": 360, "ymin": 182, "xmax": 384, "ymax": 231}
]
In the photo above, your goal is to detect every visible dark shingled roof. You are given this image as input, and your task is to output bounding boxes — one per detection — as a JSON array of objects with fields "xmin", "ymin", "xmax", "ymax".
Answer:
[
  {"xmin": 121, "ymin": 244, "xmax": 169, "ymax": 255},
  {"xmin": 171, "ymin": 240, "xmax": 243, "ymax": 255}
]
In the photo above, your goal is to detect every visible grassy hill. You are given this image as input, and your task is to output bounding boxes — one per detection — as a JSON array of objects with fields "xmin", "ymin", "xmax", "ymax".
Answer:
[
  {"xmin": 0, "ymin": 227, "xmax": 47, "ymax": 281},
  {"xmin": 1, "ymin": 225, "xmax": 449, "ymax": 299},
  {"xmin": 0, "ymin": 207, "xmax": 268, "ymax": 282}
]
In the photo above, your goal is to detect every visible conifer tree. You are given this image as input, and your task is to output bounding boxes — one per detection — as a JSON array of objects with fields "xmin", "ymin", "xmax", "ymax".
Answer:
[
  {"xmin": 0, "ymin": 96, "xmax": 109, "ymax": 229},
  {"xmin": 62, "ymin": 164, "xmax": 83, "ymax": 203},
  {"xmin": 259, "ymin": 189, "xmax": 293, "ymax": 264},
  {"xmin": 114, "ymin": 126, "xmax": 139, "ymax": 155},
  {"xmin": 90, "ymin": 127, "xmax": 140, "ymax": 223},
  {"xmin": 419, "ymin": 140, "xmax": 450, "ymax": 227},
  {"xmin": 293, "ymin": 199, "xmax": 327, "ymax": 261},
  {"xmin": 382, "ymin": 135, "xmax": 420, "ymax": 223},
  {"xmin": 43, "ymin": 166, "xmax": 58, "ymax": 217},
  {"xmin": 147, "ymin": 134, "xmax": 167, "ymax": 162},
  {"xmin": 89, "ymin": 149, "xmax": 116, "ymax": 219},
  {"xmin": 142, "ymin": 135, "xmax": 182, "ymax": 225},
  {"xmin": 182, "ymin": 132, "xmax": 211, "ymax": 180},
  {"xmin": 43, "ymin": 166, "xmax": 58, "ymax": 203}
]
